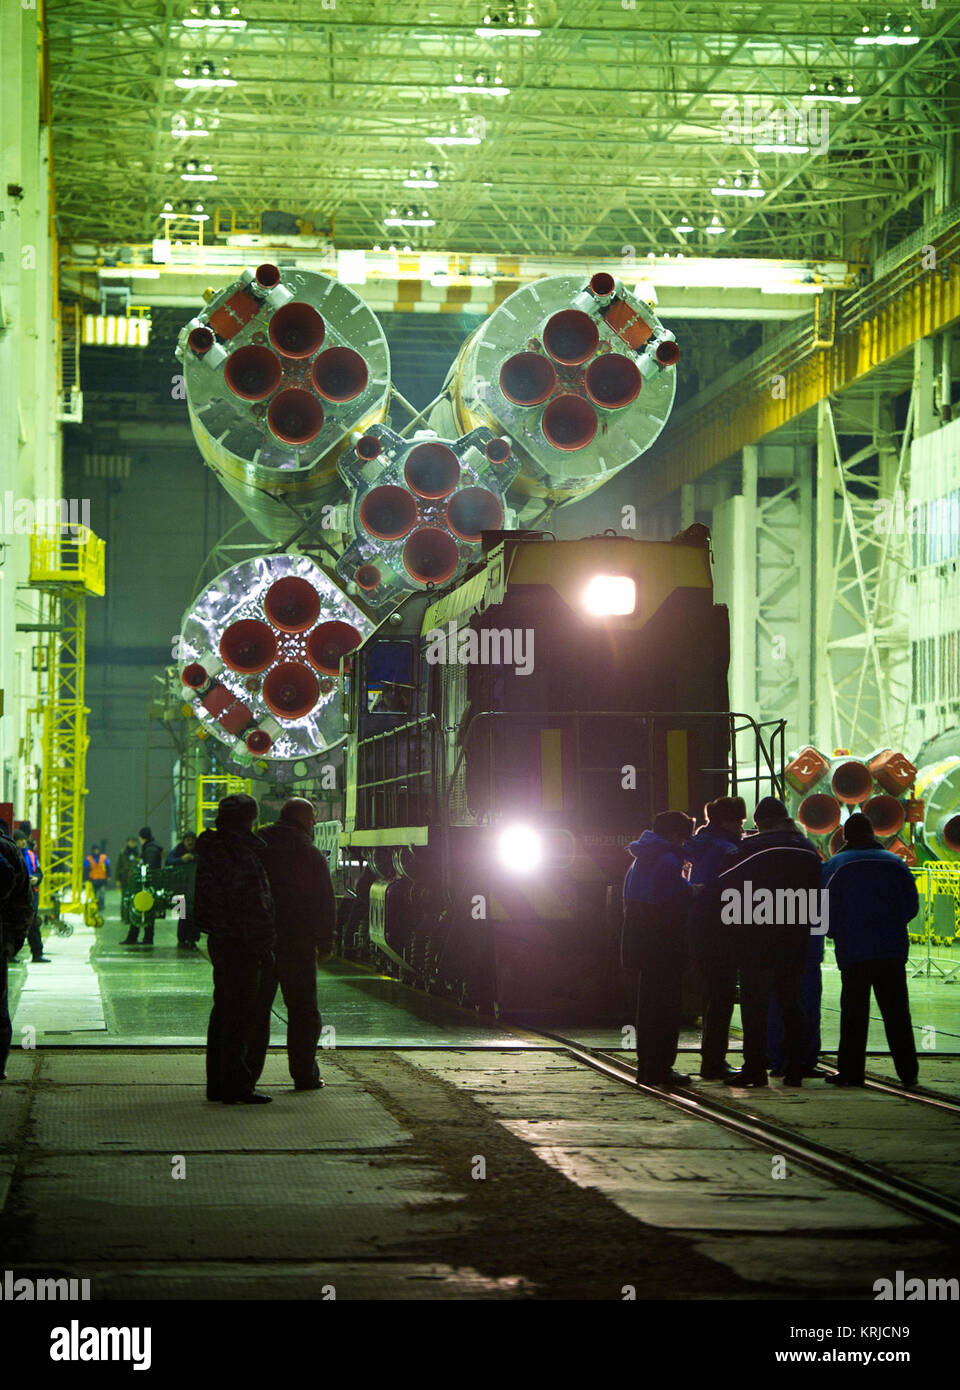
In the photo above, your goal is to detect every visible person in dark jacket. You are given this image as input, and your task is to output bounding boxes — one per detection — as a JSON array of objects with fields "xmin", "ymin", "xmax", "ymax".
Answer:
[
  {"xmin": 116, "ymin": 836, "xmax": 140, "ymax": 925},
  {"xmin": 195, "ymin": 795, "xmax": 276, "ymax": 1105},
  {"xmin": 716, "ymin": 797, "xmax": 822, "ymax": 1087},
  {"xmin": 166, "ymin": 832, "xmax": 199, "ymax": 949},
  {"xmin": 623, "ymin": 810, "xmax": 696, "ymax": 1089},
  {"xmin": 257, "ymin": 799, "xmax": 337, "ymax": 1091},
  {"xmin": 14, "ymin": 830, "xmax": 49, "ymax": 963},
  {"xmin": 684, "ymin": 796, "xmax": 745, "ymax": 1080},
  {"xmin": 121, "ymin": 828, "xmax": 164, "ymax": 946},
  {"xmin": 1, "ymin": 819, "xmax": 33, "ymax": 1078},
  {"xmin": 823, "ymin": 812, "xmax": 920, "ymax": 1088}
]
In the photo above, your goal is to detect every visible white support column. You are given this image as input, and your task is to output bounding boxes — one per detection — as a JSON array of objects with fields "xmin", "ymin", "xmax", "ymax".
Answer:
[{"xmin": 814, "ymin": 399, "xmax": 836, "ymax": 750}]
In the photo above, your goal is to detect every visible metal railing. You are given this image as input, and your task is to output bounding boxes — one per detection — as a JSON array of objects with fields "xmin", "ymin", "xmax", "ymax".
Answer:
[{"xmin": 354, "ymin": 715, "xmax": 443, "ymax": 829}]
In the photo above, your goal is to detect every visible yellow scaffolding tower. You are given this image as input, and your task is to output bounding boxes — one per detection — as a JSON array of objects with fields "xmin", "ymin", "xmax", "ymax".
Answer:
[
  {"xmin": 195, "ymin": 773, "xmax": 253, "ymax": 836},
  {"xmin": 29, "ymin": 526, "xmax": 105, "ymax": 911}
]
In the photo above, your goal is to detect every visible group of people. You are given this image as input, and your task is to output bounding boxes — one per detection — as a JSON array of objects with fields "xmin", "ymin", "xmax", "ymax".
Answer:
[
  {"xmin": 623, "ymin": 795, "xmax": 920, "ymax": 1091},
  {"xmin": 196, "ymin": 793, "xmax": 336, "ymax": 1104}
]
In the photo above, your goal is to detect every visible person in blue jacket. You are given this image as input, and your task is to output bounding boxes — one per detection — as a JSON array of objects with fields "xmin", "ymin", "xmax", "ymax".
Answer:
[
  {"xmin": 822, "ymin": 812, "xmax": 920, "ymax": 1088},
  {"xmin": 684, "ymin": 796, "xmax": 745, "ymax": 1079},
  {"xmin": 622, "ymin": 810, "xmax": 696, "ymax": 1089}
]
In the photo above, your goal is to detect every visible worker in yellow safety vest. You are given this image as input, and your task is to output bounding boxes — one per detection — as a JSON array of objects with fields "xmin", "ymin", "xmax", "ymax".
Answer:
[{"xmin": 83, "ymin": 846, "xmax": 111, "ymax": 913}]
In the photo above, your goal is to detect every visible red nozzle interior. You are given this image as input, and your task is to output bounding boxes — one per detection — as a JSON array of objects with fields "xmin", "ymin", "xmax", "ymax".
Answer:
[
  {"xmin": 543, "ymin": 309, "xmax": 600, "ymax": 365},
  {"xmin": 268, "ymin": 302, "xmax": 325, "ymax": 359},
  {"xmin": 311, "ymin": 347, "xmax": 369, "ymax": 402},
  {"xmin": 224, "ymin": 344, "xmax": 283, "ymax": 401},
  {"xmin": 499, "ymin": 352, "xmax": 557, "ymax": 406},
  {"xmin": 306, "ymin": 620, "xmax": 364, "ymax": 676},
  {"xmin": 255, "ymin": 263, "xmax": 281, "ymax": 288},
  {"xmin": 246, "ymin": 729, "xmax": 273, "ymax": 754},
  {"xmin": 542, "ymin": 394, "xmax": 598, "ymax": 450},
  {"xmin": 359, "ymin": 485, "xmax": 418, "ymax": 540},
  {"xmin": 267, "ymin": 389, "xmax": 324, "ymax": 444},
  {"xmin": 263, "ymin": 576, "xmax": 321, "ymax": 633},
  {"xmin": 262, "ymin": 661, "xmax": 320, "ymax": 720},
  {"xmin": 864, "ymin": 795, "xmax": 906, "ymax": 837},
  {"xmin": 445, "ymin": 487, "xmax": 504, "ymax": 542},
  {"xmin": 219, "ymin": 620, "xmax": 278, "ymax": 674},
  {"xmin": 485, "ymin": 437, "xmax": 511, "ymax": 464},
  {"xmin": 181, "ymin": 662, "xmax": 208, "ymax": 689},
  {"xmin": 797, "ymin": 793, "xmax": 841, "ymax": 835},
  {"xmin": 403, "ymin": 528, "xmax": 460, "ymax": 585},
  {"xmin": 584, "ymin": 354, "xmax": 642, "ymax": 409},
  {"xmin": 356, "ymin": 434, "xmax": 382, "ymax": 461},
  {"xmin": 943, "ymin": 815, "xmax": 960, "ymax": 851},
  {"xmin": 655, "ymin": 337, "xmax": 680, "ymax": 366},
  {"xmin": 188, "ymin": 326, "xmax": 214, "ymax": 356},
  {"xmin": 404, "ymin": 442, "xmax": 461, "ymax": 499},
  {"xmin": 355, "ymin": 564, "xmax": 381, "ymax": 590},
  {"xmin": 831, "ymin": 760, "xmax": 873, "ymax": 805},
  {"xmin": 589, "ymin": 272, "xmax": 616, "ymax": 298}
]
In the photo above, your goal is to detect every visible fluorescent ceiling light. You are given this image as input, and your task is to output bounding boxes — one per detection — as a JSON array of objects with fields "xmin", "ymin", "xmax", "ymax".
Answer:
[
  {"xmin": 171, "ymin": 126, "xmax": 210, "ymax": 138},
  {"xmin": 426, "ymin": 134, "xmax": 482, "ymax": 145},
  {"xmin": 711, "ymin": 186, "xmax": 764, "ymax": 197},
  {"xmin": 404, "ymin": 178, "xmax": 439, "ymax": 188},
  {"xmin": 175, "ymin": 76, "xmax": 237, "ymax": 88},
  {"xmin": 754, "ymin": 142, "xmax": 809, "ymax": 154},
  {"xmin": 183, "ymin": 17, "xmax": 246, "ymax": 27},
  {"xmin": 802, "ymin": 92, "xmax": 860, "ymax": 104},
  {"xmin": 854, "ymin": 34, "xmax": 918, "ymax": 46},
  {"xmin": 445, "ymin": 84, "xmax": 510, "ymax": 95},
  {"xmin": 674, "ymin": 224, "xmax": 694, "ymax": 234},
  {"xmin": 384, "ymin": 216, "xmax": 435, "ymax": 227},
  {"xmin": 705, "ymin": 224, "xmax": 726, "ymax": 234},
  {"xmin": 180, "ymin": 172, "xmax": 218, "ymax": 181},
  {"xmin": 475, "ymin": 26, "xmax": 541, "ymax": 36}
]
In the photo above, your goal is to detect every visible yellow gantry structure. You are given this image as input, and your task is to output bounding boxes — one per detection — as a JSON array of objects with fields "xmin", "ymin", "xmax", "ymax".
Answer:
[
  {"xmin": 29, "ymin": 526, "xmax": 105, "ymax": 912},
  {"xmin": 638, "ymin": 216, "xmax": 960, "ymax": 507},
  {"xmin": 195, "ymin": 774, "xmax": 253, "ymax": 836}
]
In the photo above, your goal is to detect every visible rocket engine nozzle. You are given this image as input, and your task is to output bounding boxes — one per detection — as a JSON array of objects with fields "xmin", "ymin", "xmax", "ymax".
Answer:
[
  {"xmin": 444, "ymin": 487, "xmax": 504, "ymax": 541},
  {"xmin": 499, "ymin": 352, "xmax": 557, "ymax": 406},
  {"xmin": 263, "ymin": 576, "xmax": 322, "ymax": 633},
  {"xmin": 181, "ymin": 662, "xmax": 209, "ymax": 689},
  {"xmin": 584, "ymin": 354, "xmax": 642, "ymax": 409},
  {"xmin": 267, "ymin": 389, "xmax": 324, "ymax": 444},
  {"xmin": 188, "ymin": 326, "xmax": 215, "ymax": 357},
  {"xmin": 797, "ymin": 793, "xmax": 841, "ymax": 835},
  {"xmin": 359, "ymin": 485, "xmax": 418, "ymax": 540},
  {"xmin": 262, "ymin": 662, "xmax": 320, "ymax": 720},
  {"xmin": 403, "ymin": 527, "xmax": 460, "ymax": 584},
  {"xmin": 306, "ymin": 620, "xmax": 363, "ymax": 676},
  {"xmin": 268, "ymin": 301, "xmax": 325, "ymax": 359},
  {"xmin": 224, "ymin": 344, "xmax": 283, "ymax": 401},
  {"xmin": 219, "ymin": 620, "xmax": 278, "ymax": 674},
  {"xmin": 655, "ymin": 337, "xmax": 681, "ymax": 366},
  {"xmin": 831, "ymin": 760, "xmax": 873, "ymax": 805},
  {"xmin": 543, "ymin": 309, "xmax": 599, "ymax": 365},
  {"xmin": 863, "ymin": 795, "xmax": 906, "ymax": 837},
  {"xmin": 311, "ymin": 347, "xmax": 369, "ymax": 402},
  {"xmin": 542, "ymin": 394, "xmax": 598, "ymax": 450},
  {"xmin": 404, "ymin": 442, "xmax": 461, "ymax": 499},
  {"xmin": 255, "ymin": 263, "xmax": 281, "ymax": 289}
]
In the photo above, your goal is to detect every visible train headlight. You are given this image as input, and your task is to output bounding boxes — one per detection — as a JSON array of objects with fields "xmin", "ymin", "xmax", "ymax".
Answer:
[
  {"xmin": 583, "ymin": 574, "xmax": 636, "ymax": 616},
  {"xmin": 497, "ymin": 824, "xmax": 542, "ymax": 873}
]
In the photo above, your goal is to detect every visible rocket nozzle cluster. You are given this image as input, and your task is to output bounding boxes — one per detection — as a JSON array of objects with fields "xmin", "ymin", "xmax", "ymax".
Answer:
[{"xmin": 785, "ymin": 745, "xmax": 918, "ymax": 862}]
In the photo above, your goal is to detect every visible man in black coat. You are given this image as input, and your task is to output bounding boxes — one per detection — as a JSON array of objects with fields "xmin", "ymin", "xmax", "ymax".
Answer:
[
  {"xmin": 195, "ymin": 795, "xmax": 276, "ymax": 1105},
  {"xmin": 715, "ymin": 797, "xmax": 823, "ymax": 1088},
  {"xmin": 257, "ymin": 799, "xmax": 337, "ymax": 1091},
  {"xmin": 120, "ymin": 827, "xmax": 165, "ymax": 946},
  {"xmin": 0, "ymin": 819, "xmax": 33, "ymax": 1079}
]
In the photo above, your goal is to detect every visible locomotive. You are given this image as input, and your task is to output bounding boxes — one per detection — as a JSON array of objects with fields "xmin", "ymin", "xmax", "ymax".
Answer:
[{"xmin": 335, "ymin": 525, "xmax": 785, "ymax": 1018}]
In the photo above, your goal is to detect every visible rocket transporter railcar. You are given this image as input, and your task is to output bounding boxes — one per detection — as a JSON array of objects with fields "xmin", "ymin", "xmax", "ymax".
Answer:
[{"xmin": 336, "ymin": 526, "xmax": 785, "ymax": 1019}]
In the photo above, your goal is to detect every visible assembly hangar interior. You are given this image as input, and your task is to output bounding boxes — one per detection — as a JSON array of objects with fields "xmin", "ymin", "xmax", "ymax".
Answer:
[{"xmin": 2, "ymin": 0, "xmax": 960, "ymax": 1340}]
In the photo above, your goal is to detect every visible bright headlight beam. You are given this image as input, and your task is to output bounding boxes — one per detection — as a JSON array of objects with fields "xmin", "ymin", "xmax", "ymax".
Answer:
[
  {"xmin": 498, "ymin": 825, "xmax": 542, "ymax": 873},
  {"xmin": 583, "ymin": 575, "xmax": 636, "ymax": 616}
]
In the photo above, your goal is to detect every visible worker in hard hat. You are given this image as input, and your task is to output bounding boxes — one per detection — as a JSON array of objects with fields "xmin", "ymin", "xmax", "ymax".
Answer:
[{"xmin": 256, "ymin": 799, "xmax": 336, "ymax": 1092}]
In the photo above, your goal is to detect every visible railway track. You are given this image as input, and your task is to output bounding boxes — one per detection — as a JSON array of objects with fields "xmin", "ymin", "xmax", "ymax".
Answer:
[{"xmin": 531, "ymin": 1030, "xmax": 960, "ymax": 1239}]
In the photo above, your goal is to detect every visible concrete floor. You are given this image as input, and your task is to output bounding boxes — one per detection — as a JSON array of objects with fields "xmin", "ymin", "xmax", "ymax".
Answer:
[{"xmin": 2, "ymin": 893, "xmax": 959, "ymax": 1300}]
